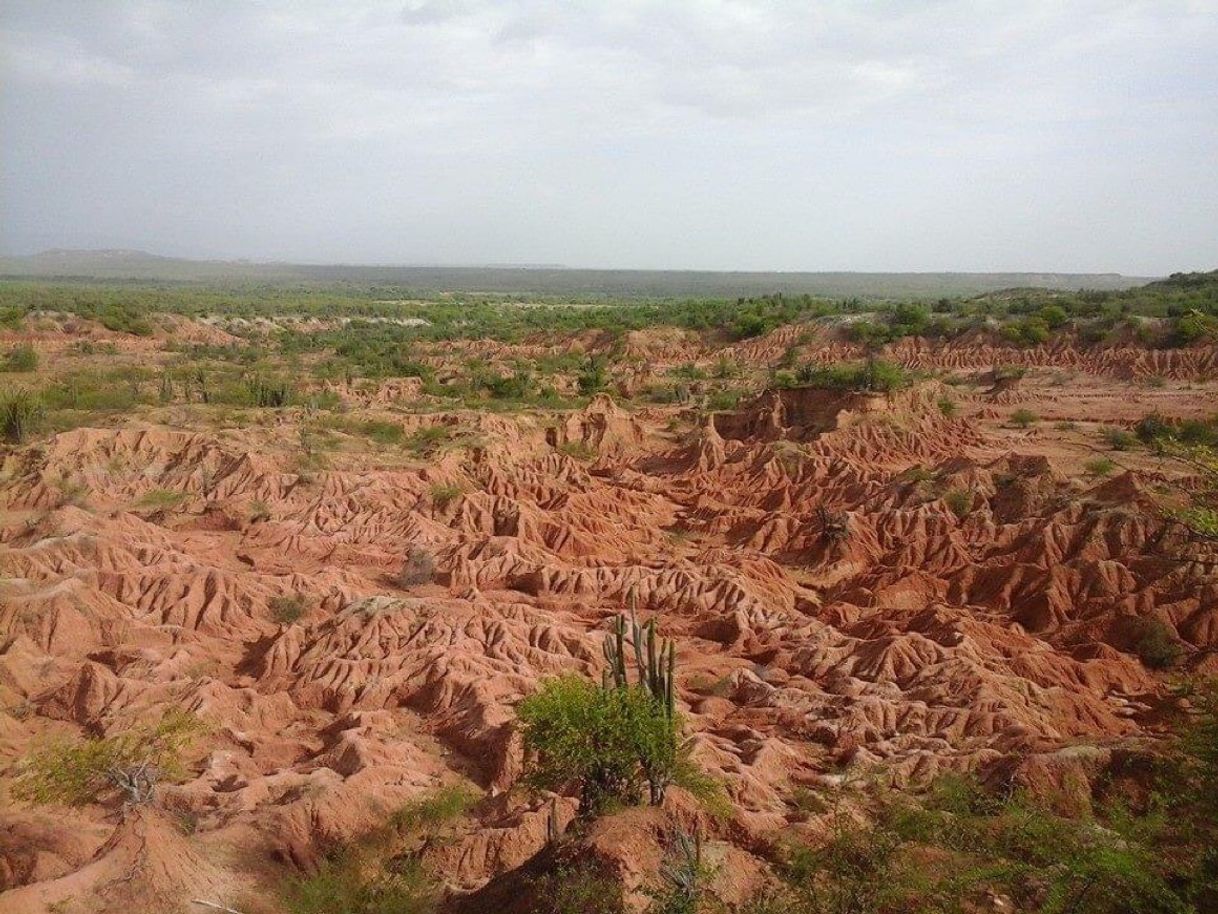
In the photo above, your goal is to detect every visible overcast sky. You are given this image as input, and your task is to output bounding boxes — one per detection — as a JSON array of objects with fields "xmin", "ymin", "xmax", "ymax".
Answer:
[{"xmin": 2, "ymin": 1, "xmax": 1216, "ymax": 274}]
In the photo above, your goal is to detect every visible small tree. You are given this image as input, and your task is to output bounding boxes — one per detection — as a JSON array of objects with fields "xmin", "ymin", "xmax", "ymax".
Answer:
[{"xmin": 519, "ymin": 676, "xmax": 669, "ymax": 817}]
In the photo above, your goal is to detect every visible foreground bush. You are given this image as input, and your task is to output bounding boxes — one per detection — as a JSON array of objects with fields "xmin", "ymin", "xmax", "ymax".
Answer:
[
  {"xmin": 14, "ymin": 710, "xmax": 202, "ymax": 806},
  {"xmin": 519, "ymin": 676, "xmax": 673, "ymax": 817},
  {"xmin": 1, "ymin": 388, "xmax": 45, "ymax": 443}
]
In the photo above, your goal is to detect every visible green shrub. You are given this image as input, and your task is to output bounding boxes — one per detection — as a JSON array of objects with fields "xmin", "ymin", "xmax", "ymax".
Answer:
[
  {"xmin": 796, "ymin": 359, "xmax": 910, "ymax": 393},
  {"xmin": 357, "ymin": 419, "xmax": 404, "ymax": 445},
  {"xmin": 1134, "ymin": 618, "xmax": 1183, "ymax": 670},
  {"xmin": 388, "ymin": 784, "xmax": 478, "ymax": 834},
  {"xmin": 944, "ymin": 488, "xmax": 973, "ymax": 519},
  {"xmin": 246, "ymin": 374, "xmax": 294, "ymax": 407},
  {"xmin": 283, "ymin": 854, "xmax": 437, "ymax": 914},
  {"xmin": 1103, "ymin": 426, "xmax": 1137, "ymax": 451},
  {"xmin": 13, "ymin": 710, "xmax": 202, "ymax": 806},
  {"xmin": 269, "ymin": 593, "xmax": 309, "ymax": 625},
  {"xmin": 1010, "ymin": 408, "xmax": 1038, "ymax": 428},
  {"xmin": 1, "ymin": 388, "xmax": 46, "ymax": 443},
  {"xmin": 530, "ymin": 865, "xmax": 627, "ymax": 914},
  {"xmin": 1085, "ymin": 457, "xmax": 1116, "ymax": 477},
  {"xmin": 937, "ymin": 397, "xmax": 958, "ymax": 418},
  {"xmin": 1, "ymin": 344, "xmax": 38, "ymax": 372},
  {"xmin": 1135, "ymin": 412, "xmax": 1174, "ymax": 443},
  {"xmin": 518, "ymin": 676, "xmax": 673, "ymax": 817},
  {"xmin": 136, "ymin": 488, "xmax": 187, "ymax": 510},
  {"xmin": 406, "ymin": 425, "xmax": 452, "ymax": 456},
  {"xmin": 428, "ymin": 481, "xmax": 464, "ymax": 508}
]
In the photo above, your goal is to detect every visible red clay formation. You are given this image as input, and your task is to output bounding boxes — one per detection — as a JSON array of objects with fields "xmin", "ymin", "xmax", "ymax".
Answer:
[{"xmin": 1, "ymin": 317, "xmax": 1216, "ymax": 912}]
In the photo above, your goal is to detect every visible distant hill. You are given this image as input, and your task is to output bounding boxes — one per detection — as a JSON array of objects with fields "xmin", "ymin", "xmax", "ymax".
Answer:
[{"xmin": 0, "ymin": 249, "xmax": 1155, "ymax": 300}]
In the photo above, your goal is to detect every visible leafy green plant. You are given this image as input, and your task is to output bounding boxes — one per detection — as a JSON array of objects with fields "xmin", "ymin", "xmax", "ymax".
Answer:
[
  {"xmin": 1133, "ymin": 618, "xmax": 1183, "ymax": 670},
  {"xmin": 406, "ymin": 425, "xmax": 452, "ymax": 456},
  {"xmin": 428, "ymin": 481, "xmax": 464, "ymax": 508},
  {"xmin": 1010, "ymin": 408, "xmax": 1038, "ymax": 428},
  {"xmin": 937, "ymin": 397, "xmax": 958, "ymax": 418},
  {"xmin": 136, "ymin": 488, "xmax": 187, "ymax": 510},
  {"xmin": 283, "ymin": 854, "xmax": 437, "ymax": 914},
  {"xmin": 13, "ymin": 710, "xmax": 202, "ymax": 806},
  {"xmin": 518, "ymin": 676, "xmax": 671, "ymax": 817},
  {"xmin": 269, "ymin": 593, "xmax": 309, "ymax": 625},
  {"xmin": 1, "ymin": 344, "xmax": 38, "ymax": 372},
  {"xmin": 944, "ymin": 488, "xmax": 973, "ymax": 519},
  {"xmin": 1102, "ymin": 426, "xmax": 1137, "ymax": 450},
  {"xmin": 389, "ymin": 783, "xmax": 479, "ymax": 834},
  {"xmin": 1085, "ymin": 457, "xmax": 1117, "ymax": 477},
  {"xmin": 1, "ymin": 388, "xmax": 45, "ymax": 443},
  {"xmin": 246, "ymin": 374, "xmax": 294, "ymax": 407}
]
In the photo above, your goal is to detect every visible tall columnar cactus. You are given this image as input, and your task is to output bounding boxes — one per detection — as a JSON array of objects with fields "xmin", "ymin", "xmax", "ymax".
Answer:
[{"xmin": 602, "ymin": 597, "xmax": 676, "ymax": 717}]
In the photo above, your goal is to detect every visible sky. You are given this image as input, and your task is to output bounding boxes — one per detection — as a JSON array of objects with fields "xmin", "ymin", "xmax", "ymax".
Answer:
[{"xmin": 1, "ymin": 1, "xmax": 1216, "ymax": 275}]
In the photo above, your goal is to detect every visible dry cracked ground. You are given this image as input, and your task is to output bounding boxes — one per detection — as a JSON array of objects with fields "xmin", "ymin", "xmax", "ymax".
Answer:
[{"xmin": 1, "ymin": 314, "xmax": 1216, "ymax": 913}]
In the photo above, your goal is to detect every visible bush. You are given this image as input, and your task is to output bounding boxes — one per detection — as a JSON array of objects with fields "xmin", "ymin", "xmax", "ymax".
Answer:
[
  {"xmin": 530, "ymin": 865, "xmax": 627, "ymax": 914},
  {"xmin": 1103, "ymin": 426, "xmax": 1137, "ymax": 451},
  {"xmin": 944, "ymin": 488, "xmax": 972, "ymax": 519},
  {"xmin": 270, "ymin": 593, "xmax": 308, "ymax": 624},
  {"xmin": 14, "ymin": 710, "xmax": 201, "ymax": 806},
  {"xmin": 796, "ymin": 359, "xmax": 910, "ymax": 394},
  {"xmin": 428, "ymin": 481, "xmax": 464, "ymax": 508},
  {"xmin": 1135, "ymin": 412, "xmax": 1174, "ymax": 443},
  {"xmin": 1, "ymin": 388, "xmax": 46, "ymax": 443},
  {"xmin": 406, "ymin": 425, "xmax": 452, "ymax": 456},
  {"xmin": 518, "ymin": 676, "xmax": 673, "ymax": 817},
  {"xmin": 937, "ymin": 397, "xmax": 958, "ymax": 418},
  {"xmin": 1, "ymin": 344, "xmax": 38, "ymax": 372},
  {"xmin": 398, "ymin": 546, "xmax": 436, "ymax": 587},
  {"xmin": 1134, "ymin": 618, "xmax": 1183, "ymax": 670},
  {"xmin": 1085, "ymin": 457, "xmax": 1116, "ymax": 477},
  {"xmin": 283, "ymin": 854, "xmax": 437, "ymax": 914},
  {"xmin": 1010, "ymin": 408, "xmax": 1038, "ymax": 428},
  {"xmin": 388, "ymin": 783, "xmax": 478, "ymax": 834},
  {"xmin": 246, "ymin": 374, "xmax": 294, "ymax": 407}
]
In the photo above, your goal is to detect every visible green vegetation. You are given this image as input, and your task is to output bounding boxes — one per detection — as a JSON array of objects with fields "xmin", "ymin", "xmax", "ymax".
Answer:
[
  {"xmin": 1103, "ymin": 426, "xmax": 1137, "ymax": 451},
  {"xmin": 1010, "ymin": 408, "xmax": 1038, "ymax": 428},
  {"xmin": 1133, "ymin": 618, "xmax": 1183, "ymax": 670},
  {"xmin": 518, "ymin": 675, "xmax": 673, "ymax": 817},
  {"xmin": 269, "ymin": 593, "xmax": 309, "ymax": 625},
  {"xmin": 280, "ymin": 784, "xmax": 475, "ymax": 914},
  {"xmin": 1, "ymin": 344, "xmax": 38, "ymax": 372},
  {"xmin": 135, "ymin": 488, "xmax": 187, "ymax": 510},
  {"xmin": 1, "ymin": 388, "xmax": 45, "ymax": 443},
  {"xmin": 530, "ymin": 864, "xmax": 628, "ymax": 914},
  {"xmin": 944, "ymin": 488, "xmax": 973, "ymax": 519},
  {"xmin": 1085, "ymin": 457, "xmax": 1117, "ymax": 477},
  {"xmin": 428, "ymin": 481, "xmax": 464, "ymax": 508},
  {"xmin": 13, "ymin": 710, "xmax": 202, "ymax": 806},
  {"xmin": 795, "ymin": 359, "xmax": 911, "ymax": 394}
]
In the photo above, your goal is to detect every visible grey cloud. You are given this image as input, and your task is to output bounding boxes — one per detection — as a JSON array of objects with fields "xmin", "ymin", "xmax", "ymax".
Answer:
[{"xmin": 1, "ymin": 0, "xmax": 1216, "ymax": 273}]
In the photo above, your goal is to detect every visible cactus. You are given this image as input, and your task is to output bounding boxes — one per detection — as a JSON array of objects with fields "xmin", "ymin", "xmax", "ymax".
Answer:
[{"xmin": 603, "ymin": 597, "xmax": 677, "ymax": 719}]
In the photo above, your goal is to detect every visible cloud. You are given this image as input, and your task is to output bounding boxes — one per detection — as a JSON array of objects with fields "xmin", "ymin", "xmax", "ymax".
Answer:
[{"xmin": 1, "ymin": 0, "xmax": 1216, "ymax": 272}]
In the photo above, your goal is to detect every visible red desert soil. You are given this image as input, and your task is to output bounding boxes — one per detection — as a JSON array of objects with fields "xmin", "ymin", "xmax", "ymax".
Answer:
[{"xmin": 1, "ymin": 324, "xmax": 1216, "ymax": 912}]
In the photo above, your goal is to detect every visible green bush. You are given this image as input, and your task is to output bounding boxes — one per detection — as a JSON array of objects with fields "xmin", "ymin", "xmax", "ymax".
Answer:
[
  {"xmin": 246, "ymin": 374, "xmax": 294, "ymax": 407},
  {"xmin": 269, "ymin": 593, "xmax": 309, "ymax": 625},
  {"xmin": 518, "ymin": 676, "xmax": 673, "ymax": 817},
  {"xmin": 389, "ymin": 783, "xmax": 478, "ymax": 833},
  {"xmin": 937, "ymin": 397, "xmax": 958, "ymax": 418},
  {"xmin": 1010, "ymin": 408, "xmax": 1038, "ymax": 428},
  {"xmin": 1085, "ymin": 457, "xmax": 1116, "ymax": 477},
  {"xmin": 1134, "ymin": 618, "xmax": 1183, "ymax": 670},
  {"xmin": 944, "ymin": 488, "xmax": 973, "ymax": 519},
  {"xmin": 283, "ymin": 854, "xmax": 436, "ymax": 914},
  {"xmin": 796, "ymin": 359, "xmax": 910, "ymax": 394},
  {"xmin": 1103, "ymin": 426, "xmax": 1137, "ymax": 451},
  {"xmin": 14, "ymin": 710, "xmax": 202, "ymax": 806},
  {"xmin": 1, "ymin": 388, "xmax": 46, "ymax": 443},
  {"xmin": 1, "ymin": 344, "xmax": 38, "ymax": 372},
  {"xmin": 530, "ymin": 865, "xmax": 627, "ymax": 914},
  {"xmin": 428, "ymin": 481, "xmax": 464, "ymax": 508}
]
